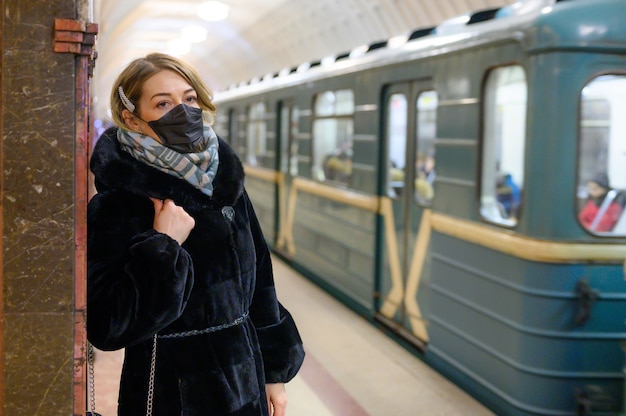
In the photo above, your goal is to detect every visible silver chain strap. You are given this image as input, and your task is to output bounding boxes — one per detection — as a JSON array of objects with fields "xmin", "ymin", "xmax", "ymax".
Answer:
[
  {"xmin": 146, "ymin": 334, "xmax": 158, "ymax": 416},
  {"xmin": 144, "ymin": 312, "xmax": 248, "ymax": 415},
  {"xmin": 87, "ymin": 342, "xmax": 97, "ymax": 414},
  {"xmin": 88, "ymin": 338, "xmax": 157, "ymax": 416},
  {"xmin": 158, "ymin": 312, "xmax": 248, "ymax": 339}
]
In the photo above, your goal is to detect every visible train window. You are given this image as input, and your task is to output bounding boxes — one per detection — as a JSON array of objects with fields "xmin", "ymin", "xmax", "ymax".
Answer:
[
  {"xmin": 415, "ymin": 91, "xmax": 438, "ymax": 206},
  {"xmin": 480, "ymin": 65, "xmax": 527, "ymax": 227},
  {"xmin": 577, "ymin": 75, "xmax": 626, "ymax": 235},
  {"xmin": 387, "ymin": 93, "xmax": 407, "ymax": 198},
  {"xmin": 315, "ymin": 90, "xmax": 355, "ymax": 116},
  {"xmin": 386, "ymin": 90, "xmax": 438, "ymax": 203},
  {"xmin": 313, "ymin": 89, "xmax": 354, "ymax": 186},
  {"xmin": 246, "ymin": 102, "xmax": 267, "ymax": 166}
]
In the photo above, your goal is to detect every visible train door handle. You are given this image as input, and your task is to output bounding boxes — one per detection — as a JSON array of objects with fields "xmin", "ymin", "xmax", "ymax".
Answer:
[
  {"xmin": 575, "ymin": 389, "xmax": 592, "ymax": 416},
  {"xmin": 575, "ymin": 279, "xmax": 598, "ymax": 327}
]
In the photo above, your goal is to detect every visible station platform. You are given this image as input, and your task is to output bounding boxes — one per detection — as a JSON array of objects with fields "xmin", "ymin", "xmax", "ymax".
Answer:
[{"xmin": 92, "ymin": 255, "xmax": 494, "ymax": 415}]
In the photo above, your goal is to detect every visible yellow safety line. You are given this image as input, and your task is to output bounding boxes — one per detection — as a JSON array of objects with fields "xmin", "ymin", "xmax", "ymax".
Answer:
[
  {"xmin": 274, "ymin": 172, "xmax": 288, "ymax": 251},
  {"xmin": 431, "ymin": 213, "xmax": 626, "ymax": 263},
  {"xmin": 289, "ymin": 178, "xmax": 379, "ymax": 211},
  {"xmin": 242, "ymin": 166, "xmax": 289, "ymax": 251},
  {"xmin": 378, "ymin": 197, "xmax": 405, "ymax": 319},
  {"xmin": 404, "ymin": 209, "xmax": 431, "ymax": 341},
  {"xmin": 280, "ymin": 181, "xmax": 299, "ymax": 256},
  {"xmin": 243, "ymin": 165, "xmax": 282, "ymax": 183}
]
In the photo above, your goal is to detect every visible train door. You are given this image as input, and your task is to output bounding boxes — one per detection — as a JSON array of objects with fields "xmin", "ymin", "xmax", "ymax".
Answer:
[
  {"xmin": 276, "ymin": 100, "xmax": 299, "ymax": 250},
  {"xmin": 377, "ymin": 80, "xmax": 437, "ymax": 346}
]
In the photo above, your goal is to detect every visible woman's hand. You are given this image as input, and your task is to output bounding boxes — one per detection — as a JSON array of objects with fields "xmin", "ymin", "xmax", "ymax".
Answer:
[
  {"xmin": 266, "ymin": 383, "xmax": 288, "ymax": 416},
  {"xmin": 151, "ymin": 198, "xmax": 195, "ymax": 245}
]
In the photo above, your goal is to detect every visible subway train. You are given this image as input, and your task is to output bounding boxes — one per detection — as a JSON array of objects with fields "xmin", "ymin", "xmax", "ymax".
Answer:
[{"xmin": 211, "ymin": 0, "xmax": 626, "ymax": 415}]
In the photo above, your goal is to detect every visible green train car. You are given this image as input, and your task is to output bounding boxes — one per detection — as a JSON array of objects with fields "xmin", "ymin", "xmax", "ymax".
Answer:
[{"xmin": 213, "ymin": 0, "xmax": 626, "ymax": 414}]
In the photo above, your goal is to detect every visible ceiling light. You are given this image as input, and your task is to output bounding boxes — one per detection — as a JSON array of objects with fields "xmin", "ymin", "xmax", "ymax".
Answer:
[
  {"xmin": 198, "ymin": 1, "xmax": 229, "ymax": 22},
  {"xmin": 321, "ymin": 55, "xmax": 336, "ymax": 66},
  {"xmin": 349, "ymin": 45, "xmax": 368, "ymax": 59},
  {"xmin": 182, "ymin": 25, "xmax": 209, "ymax": 43},
  {"xmin": 388, "ymin": 34, "xmax": 408, "ymax": 49}
]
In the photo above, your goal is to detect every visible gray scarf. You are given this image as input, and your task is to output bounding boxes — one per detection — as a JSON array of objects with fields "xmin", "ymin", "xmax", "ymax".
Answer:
[{"xmin": 116, "ymin": 124, "xmax": 220, "ymax": 197}]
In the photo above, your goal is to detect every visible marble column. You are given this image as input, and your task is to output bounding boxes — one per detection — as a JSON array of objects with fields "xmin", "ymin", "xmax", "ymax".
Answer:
[{"xmin": 1, "ymin": 0, "xmax": 95, "ymax": 414}]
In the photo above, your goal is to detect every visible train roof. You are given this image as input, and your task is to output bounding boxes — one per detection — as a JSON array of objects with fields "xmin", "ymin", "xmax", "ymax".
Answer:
[{"xmin": 214, "ymin": 0, "xmax": 626, "ymax": 103}]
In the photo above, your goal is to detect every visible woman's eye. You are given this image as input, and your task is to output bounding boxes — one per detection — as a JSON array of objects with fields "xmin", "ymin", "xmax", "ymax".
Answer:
[
  {"xmin": 185, "ymin": 96, "xmax": 198, "ymax": 103},
  {"xmin": 157, "ymin": 101, "xmax": 169, "ymax": 108}
]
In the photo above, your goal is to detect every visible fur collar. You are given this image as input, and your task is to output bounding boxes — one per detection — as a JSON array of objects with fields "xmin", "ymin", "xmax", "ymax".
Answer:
[{"xmin": 91, "ymin": 127, "xmax": 245, "ymax": 212}]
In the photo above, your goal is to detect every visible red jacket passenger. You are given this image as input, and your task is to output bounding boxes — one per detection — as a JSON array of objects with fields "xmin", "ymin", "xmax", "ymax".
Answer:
[{"xmin": 578, "ymin": 172, "xmax": 623, "ymax": 232}]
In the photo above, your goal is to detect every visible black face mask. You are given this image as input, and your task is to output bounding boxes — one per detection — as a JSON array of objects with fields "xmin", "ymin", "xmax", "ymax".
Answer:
[{"xmin": 147, "ymin": 104, "xmax": 204, "ymax": 153}]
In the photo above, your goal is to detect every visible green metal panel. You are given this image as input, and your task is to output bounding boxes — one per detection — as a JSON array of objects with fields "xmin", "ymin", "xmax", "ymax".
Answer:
[{"xmin": 530, "ymin": 0, "xmax": 626, "ymax": 53}]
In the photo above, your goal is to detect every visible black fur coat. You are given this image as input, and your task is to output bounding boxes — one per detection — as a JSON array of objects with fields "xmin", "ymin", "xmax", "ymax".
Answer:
[{"xmin": 87, "ymin": 127, "xmax": 304, "ymax": 415}]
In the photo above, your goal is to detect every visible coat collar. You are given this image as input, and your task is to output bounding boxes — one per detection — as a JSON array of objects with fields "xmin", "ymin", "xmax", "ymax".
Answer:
[{"xmin": 91, "ymin": 127, "xmax": 245, "ymax": 212}]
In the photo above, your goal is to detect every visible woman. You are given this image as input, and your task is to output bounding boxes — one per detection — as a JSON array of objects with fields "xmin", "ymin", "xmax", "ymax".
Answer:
[
  {"xmin": 578, "ymin": 172, "xmax": 623, "ymax": 232},
  {"xmin": 87, "ymin": 53, "xmax": 304, "ymax": 415}
]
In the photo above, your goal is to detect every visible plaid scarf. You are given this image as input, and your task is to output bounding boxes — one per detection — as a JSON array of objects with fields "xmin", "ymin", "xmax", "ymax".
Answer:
[{"xmin": 116, "ymin": 124, "xmax": 219, "ymax": 197}]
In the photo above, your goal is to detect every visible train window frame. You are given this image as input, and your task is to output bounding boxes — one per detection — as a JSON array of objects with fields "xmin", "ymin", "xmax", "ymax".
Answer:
[
  {"xmin": 576, "ymin": 74, "xmax": 626, "ymax": 236},
  {"xmin": 480, "ymin": 65, "xmax": 527, "ymax": 227},
  {"xmin": 312, "ymin": 89, "xmax": 355, "ymax": 186},
  {"xmin": 246, "ymin": 101, "xmax": 267, "ymax": 166}
]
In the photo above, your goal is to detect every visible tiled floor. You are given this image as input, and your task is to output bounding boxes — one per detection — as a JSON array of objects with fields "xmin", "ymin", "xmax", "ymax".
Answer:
[{"xmin": 91, "ymin": 255, "xmax": 494, "ymax": 415}]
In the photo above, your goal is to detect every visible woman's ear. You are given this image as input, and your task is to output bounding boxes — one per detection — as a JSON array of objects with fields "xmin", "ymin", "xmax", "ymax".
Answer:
[{"xmin": 121, "ymin": 109, "xmax": 141, "ymax": 131}]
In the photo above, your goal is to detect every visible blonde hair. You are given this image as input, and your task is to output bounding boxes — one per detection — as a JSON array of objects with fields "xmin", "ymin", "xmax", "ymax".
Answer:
[{"xmin": 110, "ymin": 53, "xmax": 217, "ymax": 128}]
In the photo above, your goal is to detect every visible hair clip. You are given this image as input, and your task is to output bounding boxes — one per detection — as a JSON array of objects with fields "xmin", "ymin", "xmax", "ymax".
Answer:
[{"xmin": 118, "ymin": 86, "xmax": 135, "ymax": 112}]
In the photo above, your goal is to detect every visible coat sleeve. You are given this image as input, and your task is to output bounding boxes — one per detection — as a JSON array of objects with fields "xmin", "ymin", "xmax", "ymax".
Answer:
[
  {"xmin": 243, "ymin": 192, "xmax": 305, "ymax": 383},
  {"xmin": 87, "ymin": 191, "xmax": 194, "ymax": 351}
]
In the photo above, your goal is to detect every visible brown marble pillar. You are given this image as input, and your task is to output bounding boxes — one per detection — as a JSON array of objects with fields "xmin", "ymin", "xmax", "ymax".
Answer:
[{"xmin": 1, "ymin": 1, "xmax": 96, "ymax": 414}]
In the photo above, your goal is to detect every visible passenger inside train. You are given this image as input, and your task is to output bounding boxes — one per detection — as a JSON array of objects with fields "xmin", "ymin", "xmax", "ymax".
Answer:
[
  {"xmin": 387, "ymin": 154, "xmax": 435, "ymax": 204},
  {"xmin": 322, "ymin": 140, "xmax": 353, "ymax": 183},
  {"xmin": 578, "ymin": 172, "xmax": 624, "ymax": 232},
  {"xmin": 496, "ymin": 172, "xmax": 521, "ymax": 219},
  {"xmin": 415, "ymin": 152, "xmax": 436, "ymax": 204},
  {"xmin": 417, "ymin": 152, "xmax": 436, "ymax": 184}
]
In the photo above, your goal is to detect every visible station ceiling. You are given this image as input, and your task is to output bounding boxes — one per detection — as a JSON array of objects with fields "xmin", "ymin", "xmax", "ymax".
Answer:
[{"xmin": 91, "ymin": 0, "xmax": 518, "ymax": 121}]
